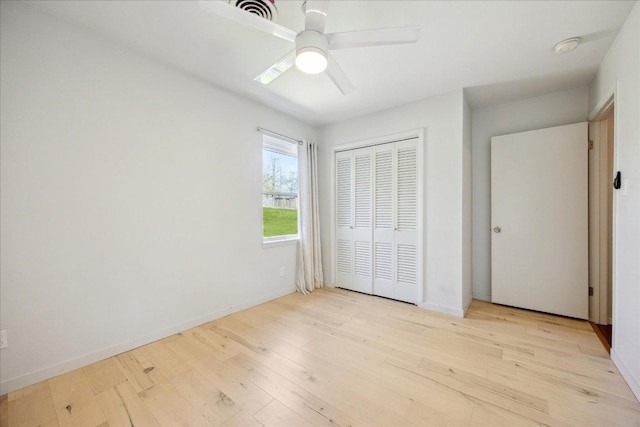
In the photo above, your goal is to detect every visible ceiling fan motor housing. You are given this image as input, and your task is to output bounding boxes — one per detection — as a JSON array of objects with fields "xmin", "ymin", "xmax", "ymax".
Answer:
[
  {"xmin": 228, "ymin": 0, "xmax": 277, "ymax": 21},
  {"xmin": 295, "ymin": 30, "xmax": 329, "ymax": 55}
]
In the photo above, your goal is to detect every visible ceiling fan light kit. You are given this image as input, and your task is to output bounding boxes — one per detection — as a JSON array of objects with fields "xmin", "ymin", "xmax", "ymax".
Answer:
[
  {"xmin": 295, "ymin": 48, "xmax": 328, "ymax": 74},
  {"xmin": 295, "ymin": 30, "xmax": 329, "ymax": 74},
  {"xmin": 200, "ymin": 0, "xmax": 420, "ymax": 94}
]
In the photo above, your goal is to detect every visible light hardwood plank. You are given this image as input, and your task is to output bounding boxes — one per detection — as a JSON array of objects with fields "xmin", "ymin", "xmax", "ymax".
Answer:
[
  {"xmin": 48, "ymin": 369, "xmax": 107, "ymax": 427},
  {"xmin": 253, "ymin": 399, "xmax": 314, "ymax": 427},
  {"xmin": 468, "ymin": 399, "xmax": 546, "ymax": 427},
  {"xmin": 182, "ymin": 327, "xmax": 240, "ymax": 362},
  {"xmin": 95, "ymin": 387, "xmax": 135, "ymax": 427},
  {"xmin": 383, "ymin": 358, "xmax": 563, "ymax": 426},
  {"xmin": 264, "ymin": 338, "xmax": 416, "ymax": 426},
  {"xmin": 8, "ymin": 382, "xmax": 52, "ymax": 403},
  {"xmin": 165, "ymin": 333, "xmax": 273, "ymax": 415},
  {"xmin": 138, "ymin": 381, "xmax": 210, "ymax": 427},
  {"xmin": 204, "ymin": 321, "xmax": 312, "ymax": 385},
  {"xmin": 83, "ymin": 357, "xmax": 126, "ymax": 394},
  {"xmin": 169, "ymin": 369, "xmax": 242, "ymax": 425},
  {"xmin": 0, "ymin": 394, "xmax": 7, "ymax": 427},
  {"xmin": 405, "ymin": 399, "xmax": 474, "ymax": 427},
  {"xmin": 227, "ymin": 351, "xmax": 359, "ymax": 427},
  {"xmin": 113, "ymin": 351, "xmax": 157, "ymax": 393},
  {"xmin": 6, "ymin": 383, "xmax": 58, "ymax": 427},
  {"xmin": 219, "ymin": 411, "xmax": 263, "ymax": 427},
  {"xmin": 114, "ymin": 382, "xmax": 160, "ymax": 427},
  {"xmin": 134, "ymin": 338, "xmax": 191, "ymax": 380}
]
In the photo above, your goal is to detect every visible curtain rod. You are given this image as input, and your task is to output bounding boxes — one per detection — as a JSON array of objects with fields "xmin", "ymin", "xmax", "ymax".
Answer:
[{"xmin": 257, "ymin": 126, "xmax": 304, "ymax": 145}]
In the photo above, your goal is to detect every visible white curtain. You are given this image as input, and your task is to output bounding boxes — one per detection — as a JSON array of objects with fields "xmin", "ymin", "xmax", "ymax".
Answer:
[{"xmin": 296, "ymin": 140, "xmax": 324, "ymax": 294}]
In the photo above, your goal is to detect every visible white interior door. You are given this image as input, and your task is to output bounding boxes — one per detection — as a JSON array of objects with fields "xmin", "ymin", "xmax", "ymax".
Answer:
[{"xmin": 491, "ymin": 122, "xmax": 588, "ymax": 319}]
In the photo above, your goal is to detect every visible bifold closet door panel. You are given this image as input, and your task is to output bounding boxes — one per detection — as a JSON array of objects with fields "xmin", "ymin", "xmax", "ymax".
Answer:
[
  {"xmin": 393, "ymin": 141, "xmax": 419, "ymax": 303},
  {"xmin": 335, "ymin": 150, "xmax": 354, "ymax": 291},
  {"xmin": 352, "ymin": 148, "xmax": 373, "ymax": 294},
  {"xmin": 334, "ymin": 147, "xmax": 373, "ymax": 294},
  {"xmin": 373, "ymin": 144, "xmax": 395, "ymax": 299}
]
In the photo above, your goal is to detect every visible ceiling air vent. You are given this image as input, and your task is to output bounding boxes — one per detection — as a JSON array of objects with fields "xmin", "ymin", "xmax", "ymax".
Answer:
[{"xmin": 229, "ymin": 0, "xmax": 277, "ymax": 21}]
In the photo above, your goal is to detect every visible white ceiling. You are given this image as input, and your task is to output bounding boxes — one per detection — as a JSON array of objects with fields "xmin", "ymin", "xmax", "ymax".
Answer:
[{"xmin": 28, "ymin": 1, "xmax": 636, "ymax": 126}]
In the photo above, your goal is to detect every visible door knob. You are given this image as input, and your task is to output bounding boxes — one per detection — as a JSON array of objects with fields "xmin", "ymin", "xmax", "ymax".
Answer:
[{"xmin": 493, "ymin": 226, "xmax": 501, "ymax": 233}]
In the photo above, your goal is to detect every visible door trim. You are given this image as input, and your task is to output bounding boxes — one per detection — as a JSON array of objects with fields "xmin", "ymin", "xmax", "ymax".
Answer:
[
  {"xmin": 588, "ymin": 108, "xmax": 614, "ymax": 325},
  {"xmin": 589, "ymin": 82, "xmax": 618, "ymax": 333}
]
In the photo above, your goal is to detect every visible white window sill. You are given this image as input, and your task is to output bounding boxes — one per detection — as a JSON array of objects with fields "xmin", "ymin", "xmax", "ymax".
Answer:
[{"xmin": 262, "ymin": 236, "xmax": 299, "ymax": 249}]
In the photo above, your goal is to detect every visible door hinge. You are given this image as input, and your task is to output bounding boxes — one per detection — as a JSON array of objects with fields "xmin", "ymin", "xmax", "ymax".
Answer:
[
  {"xmin": 589, "ymin": 286, "xmax": 594, "ymax": 296},
  {"xmin": 588, "ymin": 141, "xmax": 594, "ymax": 150}
]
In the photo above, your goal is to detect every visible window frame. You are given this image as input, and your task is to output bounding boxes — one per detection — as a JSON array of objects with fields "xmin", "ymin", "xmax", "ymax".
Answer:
[{"xmin": 262, "ymin": 135, "xmax": 300, "ymax": 247}]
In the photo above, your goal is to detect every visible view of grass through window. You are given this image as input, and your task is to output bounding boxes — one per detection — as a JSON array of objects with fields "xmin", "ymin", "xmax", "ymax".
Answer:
[
  {"xmin": 263, "ymin": 207, "xmax": 298, "ymax": 237},
  {"xmin": 263, "ymin": 136, "xmax": 298, "ymax": 238}
]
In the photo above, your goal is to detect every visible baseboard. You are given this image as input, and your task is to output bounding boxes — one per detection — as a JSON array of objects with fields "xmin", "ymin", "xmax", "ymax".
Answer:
[
  {"xmin": 419, "ymin": 301, "xmax": 465, "ymax": 318},
  {"xmin": 472, "ymin": 292, "xmax": 491, "ymax": 302},
  {"xmin": 611, "ymin": 348, "xmax": 640, "ymax": 402},
  {"xmin": 0, "ymin": 286, "xmax": 294, "ymax": 395},
  {"xmin": 462, "ymin": 295, "xmax": 473, "ymax": 317}
]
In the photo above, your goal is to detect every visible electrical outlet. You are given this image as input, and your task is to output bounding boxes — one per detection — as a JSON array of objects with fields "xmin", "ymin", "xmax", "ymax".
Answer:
[
  {"xmin": 0, "ymin": 330, "xmax": 7, "ymax": 349},
  {"xmin": 280, "ymin": 267, "xmax": 286, "ymax": 276}
]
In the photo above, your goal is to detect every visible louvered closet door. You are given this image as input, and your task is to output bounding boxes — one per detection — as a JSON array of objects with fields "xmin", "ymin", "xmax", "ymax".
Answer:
[
  {"xmin": 351, "ymin": 147, "xmax": 374, "ymax": 294},
  {"xmin": 394, "ymin": 139, "xmax": 419, "ymax": 303},
  {"xmin": 335, "ymin": 150, "xmax": 354, "ymax": 291},
  {"xmin": 372, "ymin": 139, "xmax": 420, "ymax": 303},
  {"xmin": 335, "ymin": 136, "xmax": 420, "ymax": 302},
  {"xmin": 372, "ymin": 144, "xmax": 395, "ymax": 299},
  {"xmin": 334, "ymin": 147, "xmax": 373, "ymax": 294}
]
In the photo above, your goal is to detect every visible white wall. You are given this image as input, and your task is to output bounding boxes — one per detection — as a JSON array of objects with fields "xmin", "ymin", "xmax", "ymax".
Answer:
[
  {"xmin": 0, "ymin": 2, "xmax": 315, "ymax": 394},
  {"xmin": 589, "ymin": 2, "xmax": 640, "ymax": 401},
  {"xmin": 471, "ymin": 87, "xmax": 589, "ymax": 301},
  {"xmin": 318, "ymin": 90, "xmax": 470, "ymax": 316}
]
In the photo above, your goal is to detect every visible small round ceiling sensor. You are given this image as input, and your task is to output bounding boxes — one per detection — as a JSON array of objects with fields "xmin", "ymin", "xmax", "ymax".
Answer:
[{"xmin": 554, "ymin": 37, "xmax": 581, "ymax": 54}]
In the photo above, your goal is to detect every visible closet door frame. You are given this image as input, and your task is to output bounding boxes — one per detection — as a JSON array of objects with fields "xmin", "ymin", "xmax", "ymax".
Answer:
[{"xmin": 330, "ymin": 129, "xmax": 424, "ymax": 304}]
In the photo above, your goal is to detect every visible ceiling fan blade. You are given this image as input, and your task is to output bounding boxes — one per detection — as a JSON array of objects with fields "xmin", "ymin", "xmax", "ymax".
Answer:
[
  {"xmin": 304, "ymin": 0, "xmax": 329, "ymax": 33},
  {"xmin": 254, "ymin": 49, "xmax": 296, "ymax": 84},
  {"xmin": 327, "ymin": 26, "xmax": 420, "ymax": 50},
  {"xmin": 199, "ymin": 0, "xmax": 297, "ymax": 43},
  {"xmin": 325, "ymin": 54, "xmax": 354, "ymax": 95}
]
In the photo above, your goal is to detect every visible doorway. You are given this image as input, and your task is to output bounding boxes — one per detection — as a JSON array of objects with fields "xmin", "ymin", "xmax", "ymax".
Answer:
[{"xmin": 588, "ymin": 104, "xmax": 614, "ymax": 351}]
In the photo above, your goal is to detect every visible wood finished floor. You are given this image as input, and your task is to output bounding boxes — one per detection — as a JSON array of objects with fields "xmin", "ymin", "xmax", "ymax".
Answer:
[{"xmin": 1, "ymin": 287, "xmax": 639, "ymax": 427}]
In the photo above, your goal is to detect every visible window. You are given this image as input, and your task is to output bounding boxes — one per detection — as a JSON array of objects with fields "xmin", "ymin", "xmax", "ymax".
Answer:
[{"xmin": 263, "ymin": 135, "xmax": 298, "ymax": 243}]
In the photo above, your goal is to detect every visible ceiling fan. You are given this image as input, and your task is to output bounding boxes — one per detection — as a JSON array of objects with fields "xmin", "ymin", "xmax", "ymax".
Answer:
[{"xmin": 199, "ymin": 0, "xmax": 420, "ymax": 94}]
